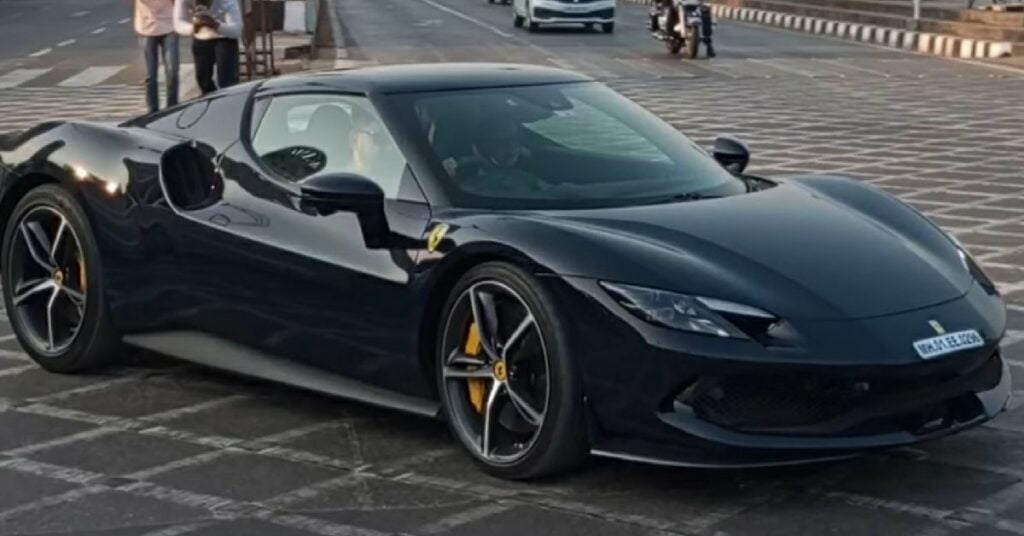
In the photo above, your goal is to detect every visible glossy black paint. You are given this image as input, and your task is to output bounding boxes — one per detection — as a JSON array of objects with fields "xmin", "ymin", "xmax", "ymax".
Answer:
[{"xmin": 0, "ymin": 64, "xmax": 1009, "ymax": 467}]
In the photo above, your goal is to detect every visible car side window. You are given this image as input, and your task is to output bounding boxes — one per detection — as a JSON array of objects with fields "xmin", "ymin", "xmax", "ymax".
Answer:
[{"xmin": 251, "ymin": 94, "xmax": 407, "ymax": 198}]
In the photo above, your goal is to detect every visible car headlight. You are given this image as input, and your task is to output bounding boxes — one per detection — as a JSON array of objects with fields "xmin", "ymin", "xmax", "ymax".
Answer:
[
  {"xmin": 945, "ymin": 233, "xmax": 998, "ymax": 295},
  {"xmin": 600, "ymin": 282, "xmax": 775, "ymax": 339}
]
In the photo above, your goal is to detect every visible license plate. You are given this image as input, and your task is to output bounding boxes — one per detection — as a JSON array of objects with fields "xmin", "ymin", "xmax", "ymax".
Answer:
[
  {"xmin": 560, "ymin": 5, "xmax": 591, "ymax": 13},
  {"xmin": 913, "ymin": 329, "xmax": 984, "ymax": 360}
]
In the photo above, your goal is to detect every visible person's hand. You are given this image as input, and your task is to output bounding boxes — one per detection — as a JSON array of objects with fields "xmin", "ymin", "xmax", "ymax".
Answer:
[
  {"xmin": 442, "ymin": 157, "xmax": 459, "ymax": 177},
  {"xmin": 193, "ymin": 13, "xmax": 220, "ymax": 30}
]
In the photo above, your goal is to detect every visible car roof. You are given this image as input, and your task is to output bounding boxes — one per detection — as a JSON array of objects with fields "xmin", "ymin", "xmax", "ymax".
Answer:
[{"xmin": 257, "ymin": 62, "xmax": 595, "ymax": 95}]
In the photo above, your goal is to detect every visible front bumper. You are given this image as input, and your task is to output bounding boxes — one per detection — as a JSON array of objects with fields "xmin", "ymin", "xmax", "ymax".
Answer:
[
  {"xmin": 531, "ymin": 0, "xmax": 616, "ymax": 22},
  {"xmin": 544, "ymin": 275, "xmax": 1011, "ymax": 467}
]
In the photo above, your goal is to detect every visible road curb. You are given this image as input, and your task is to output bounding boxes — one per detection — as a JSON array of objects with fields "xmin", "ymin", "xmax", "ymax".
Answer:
[{"xmin": 627, "ymin": 0, "xmax": 1014, "ymax": 59}]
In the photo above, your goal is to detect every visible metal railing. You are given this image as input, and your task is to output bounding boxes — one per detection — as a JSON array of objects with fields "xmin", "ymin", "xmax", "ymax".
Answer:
[{"xmin": 240, "ymin": 0, "xmax": 277, "ymax": 80}]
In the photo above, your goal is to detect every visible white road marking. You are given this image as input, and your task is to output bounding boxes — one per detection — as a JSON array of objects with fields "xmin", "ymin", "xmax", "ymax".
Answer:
[
  {"xmin": 0, "ymin": 364, "xmax": 36, "ymax": 378},
  {"xmin": 747, "ymin": 58, "xmax": 819, "ymax": 77},
  {"xmin": 0, "ymin": 486, "xmax": 107, "ymax": 522},
  {"xmin": 91, "ymin": 27, "xmax": 107, "ymax": 35},
  {"xmin": 139, "ymin": 523, "xmax": 211, "ymax": 536},
  {"xmin": 260, "ymin": 473, "xmax": 363, "ymax": 509},
  {"xmin": 1003, "ymin": 330, "xmax": 1024, "ymax": 347},
  {"xmin": 0, "ymin": 334, "xmax": 18, "ymax": 342},
  {"xmin": 58, "ymin": 66, "xmax": 126, "ymax": 87},
  {"xmin": 0, "ymin": 348, "xmax": 29, "ymax": 361},
  {"xmin": 126, "ymin": 449, "xmax": 234, "ymax": 480},
  {"xmin": 17, "ymin": 403, "xmax": 123, "ymax": 426},
  {"xmin": 137, "ymin": 393, "xmax": 248, "ymax": 423},
  {"xmin": 0, "ymin": 457, "xmax": 106, "ymax": 485},
  {"xmin": 160, "ymin": 62, "xmax": 197, "ymax": 98},
  {"xmin": 826, "ymin": 491, "xmax": 958, "ymax": 524},
  {"xmin": 71, "ymin": 11, "xmax": 90, "ymax": 18},
  {"xmin": 56, "ymin": 39, "xmax": 76, "ymax": 47},
  {"xmin": 119, "ymin": 17, "xmax": 131, "ymax": 24},
  {"xmin": 417, "ymin": 0, "xmax": 514, "ymax": 38},
  {"xmin": 420, "ymin": 503, "xmax": 514, "ymax": 534},
  {"xmin": 28, "ymin": 48, "xmax": 53, "ymax": 58},
  {"xmin": 4, "ymin": 426, "xmax": 125, "ymax": 457},
  {"xmin": 28, "ymin": 375, "xmax": 141, "ymax": 404}
]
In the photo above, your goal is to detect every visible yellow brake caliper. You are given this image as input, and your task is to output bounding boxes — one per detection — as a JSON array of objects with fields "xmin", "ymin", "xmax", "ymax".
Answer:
[{"xmin": 465, "ymin": 323, "xmax": 486, "ymax": 414}]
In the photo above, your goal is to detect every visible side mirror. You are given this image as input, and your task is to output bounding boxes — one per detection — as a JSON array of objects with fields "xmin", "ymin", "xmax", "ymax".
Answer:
[
  {"xmin": 713, "ymin": 136, "xmax": 750, "ymax": 175},
  {"xmin": 300, "ymin": 173, "xmax": 391, "ymax": 248}
]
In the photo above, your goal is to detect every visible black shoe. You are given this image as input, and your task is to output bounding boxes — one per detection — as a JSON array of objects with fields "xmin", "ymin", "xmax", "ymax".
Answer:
[{"xmin": 705, "ymin": 43, "xmax": 716, "ymax": 58}]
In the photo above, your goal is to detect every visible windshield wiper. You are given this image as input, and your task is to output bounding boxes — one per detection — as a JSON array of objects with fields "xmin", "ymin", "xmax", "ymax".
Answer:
[{"xmin": 641, "ymin": 192, "xmax": 724, "ymax": 205}]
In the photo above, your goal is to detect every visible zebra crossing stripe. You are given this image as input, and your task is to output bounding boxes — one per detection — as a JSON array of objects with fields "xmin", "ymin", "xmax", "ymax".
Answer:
[
  {"xmin": 157, "ymin": 63, "xmax": 198, "ymax": 99},
  {"xmin": 0, "ymin": 68, "xmax": 51, "ymax": 89},
  {"xmin": 58, "ymin": 66, "xmax": 126, "ymax": 87}
]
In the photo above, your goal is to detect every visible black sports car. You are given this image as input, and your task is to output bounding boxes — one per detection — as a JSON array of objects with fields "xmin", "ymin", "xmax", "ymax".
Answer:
[{"xmin": 0, "ymin": 64, "xmax": 1010, "ymax": 479}]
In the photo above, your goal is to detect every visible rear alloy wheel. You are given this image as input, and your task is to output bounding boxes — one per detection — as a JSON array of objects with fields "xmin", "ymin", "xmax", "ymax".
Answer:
[
  {"xmin": 437, "ymin": 263, "xmax": 588, "ymax": 479},
  {"xmin": 1, "ymin": 184, "xmax": 120, "ymax": 372}
]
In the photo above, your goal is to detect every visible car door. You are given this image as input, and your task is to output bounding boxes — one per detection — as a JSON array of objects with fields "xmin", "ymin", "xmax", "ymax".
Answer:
[{"xmin": 162, "ymin": 90, "xmax": 435, "ymax": 397}]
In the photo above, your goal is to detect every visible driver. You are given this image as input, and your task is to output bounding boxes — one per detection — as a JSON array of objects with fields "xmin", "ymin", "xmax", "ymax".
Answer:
[{"xmin": 449, "ymin": 113, "xmax": 549, "ymax": 196}]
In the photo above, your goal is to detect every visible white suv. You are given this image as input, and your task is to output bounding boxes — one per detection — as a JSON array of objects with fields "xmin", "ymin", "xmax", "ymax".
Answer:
[{"xmin": 512, "ymin": 0, "xmax": 617, "ymax": 33}]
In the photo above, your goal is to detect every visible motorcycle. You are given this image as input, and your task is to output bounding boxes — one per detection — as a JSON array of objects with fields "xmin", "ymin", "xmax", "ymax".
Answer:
[{"xmin": 649, "ymin": 0, "xmax": 714, "ymax": 59}]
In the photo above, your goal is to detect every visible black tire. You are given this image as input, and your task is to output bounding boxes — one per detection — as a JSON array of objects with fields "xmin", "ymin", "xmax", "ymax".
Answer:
[
  {"xmin": 667, "ymin": 36, "xmax": 682, "ymax": 54},
  {"xmin": 436, "ymin": 262, "xmax": 589, "ymax": 480},
  {"xmin": 528, "ymin": 20, "xmax": 539, "ymax": 32},
  {"xmin": 584, "ymin": 22, "xmax": 595, "ymax": 31},
  {"xmin": 602, "ymin": 21, "xmax": 614, "ymax": 33},
  {"xmin": 686, "ymin": 24, "xmax": 701, "ymax": 59},
  {"xmin": 1, "ymin": 184, "xmax": 121, "ymax": 373},
  {"xmin": 513, "ymin": 13, "xmax": 525, "ymax": 27}
]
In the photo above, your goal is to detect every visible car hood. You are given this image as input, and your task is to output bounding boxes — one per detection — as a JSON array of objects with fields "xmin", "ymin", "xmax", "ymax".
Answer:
[{"xmin": 474, "ymin": 177, "xmax": 971, "ymax": 321}]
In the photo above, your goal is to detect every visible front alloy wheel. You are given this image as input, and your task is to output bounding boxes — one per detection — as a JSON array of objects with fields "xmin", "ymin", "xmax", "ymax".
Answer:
[{"xmin": 437, "ymin": 263, "xmax": 588, "ymax": 479}]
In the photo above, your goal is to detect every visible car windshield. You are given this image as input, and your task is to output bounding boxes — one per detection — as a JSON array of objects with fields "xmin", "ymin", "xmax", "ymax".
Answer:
[{"xmin": 395, "ymin": 81, "xmax": 745, "ymax": 210}]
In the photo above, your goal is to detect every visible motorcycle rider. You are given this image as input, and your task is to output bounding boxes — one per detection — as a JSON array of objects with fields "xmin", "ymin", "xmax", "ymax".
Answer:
[{"xmin": 655, "ymin": 0, "xmax": 715, "ymax": 58}]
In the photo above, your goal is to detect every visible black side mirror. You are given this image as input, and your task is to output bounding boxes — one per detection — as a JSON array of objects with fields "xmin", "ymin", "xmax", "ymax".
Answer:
[
  {"xmin": 713, "ymin": 136, "xmax": 750, "ymax": 175},
  {"xmin": 300, "ymin": 173, "xmax": 391, "ymax": 248}
]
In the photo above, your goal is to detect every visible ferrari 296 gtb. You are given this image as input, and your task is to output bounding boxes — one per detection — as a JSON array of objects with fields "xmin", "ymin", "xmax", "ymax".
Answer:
[{"xmin": 0, "ymin": 64, "xmax": 1010, "ymax": 479}]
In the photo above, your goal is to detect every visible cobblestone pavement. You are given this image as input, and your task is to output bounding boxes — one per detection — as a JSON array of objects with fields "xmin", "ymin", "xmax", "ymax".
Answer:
[{"xmin": 2, "ymin": 0, "xmax": 1024, "ymax": 534}]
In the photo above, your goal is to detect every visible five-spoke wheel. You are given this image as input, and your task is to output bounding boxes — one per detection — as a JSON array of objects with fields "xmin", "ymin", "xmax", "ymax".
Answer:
[
  {"xmin": 8, "ymin": 206, "xmax": 87, "ymax": 354},
  {"xmin": 2, "ymin": 184, "xmax": 120, "ymax": 372},
  {"xmin": 438, "ymin": 263, "xmax": 588, "ymax": 479}
]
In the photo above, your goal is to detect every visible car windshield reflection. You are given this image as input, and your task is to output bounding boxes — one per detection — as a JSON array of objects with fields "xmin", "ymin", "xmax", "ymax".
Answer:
[{"xmin": 401, "ymin": 82, "xmax": 745, "ymax": 210}]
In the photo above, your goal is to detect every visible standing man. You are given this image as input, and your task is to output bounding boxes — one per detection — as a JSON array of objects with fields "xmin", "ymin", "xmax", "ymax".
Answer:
[
  {"xmin": 174, "ymin": 0, "xmax": 242, "ymax": 95},
  {"xmin": 136, "ymin": 0, "xmax": 180, "ymax": 113}
]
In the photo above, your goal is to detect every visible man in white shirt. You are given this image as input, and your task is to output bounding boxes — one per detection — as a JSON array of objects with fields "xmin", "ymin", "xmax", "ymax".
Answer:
[
  {"xmin": 135, "ymin": 0, "xmax": 179, "ymax": 113},
  {"xmin": 174, "ymin": 0, "xmax": 242, "ymax": 95}
]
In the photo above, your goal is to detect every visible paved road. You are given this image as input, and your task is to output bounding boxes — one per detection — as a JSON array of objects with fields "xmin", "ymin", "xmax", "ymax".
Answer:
[
  {"xmin": 0, "ymin": 0, "xmax": 196, "ymax": 131},
  {"xmin": 1, "ymin": 1, "xmax": 1024, "ymax": 535}
]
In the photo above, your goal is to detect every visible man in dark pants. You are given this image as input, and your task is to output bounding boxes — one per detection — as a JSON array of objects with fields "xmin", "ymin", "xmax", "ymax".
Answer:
[{"xmin": 174, "ymin": 0, "xmax": 242, "ymax": 95}]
